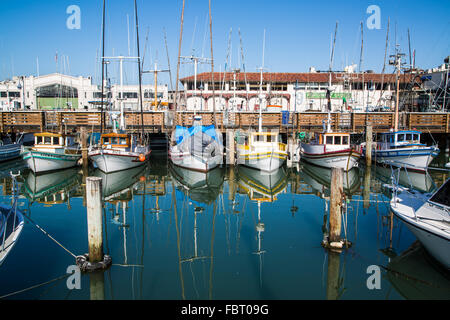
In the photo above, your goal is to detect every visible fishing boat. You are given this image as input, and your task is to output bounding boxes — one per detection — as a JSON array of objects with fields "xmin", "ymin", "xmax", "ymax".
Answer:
[
  {"xmin": 169, "ymin": 116, "xmax": 223, "ymax": 172},
  {"xmin": 0, "ymin": 174, "xmax": 24, "ymax": 266},
  {"xmin": 300, "ymin": 127, "xmax": 361, "ymax": 171},
  {"xmin": 89, "ymin": 132, "xmax": 150, "ymax": 173},
  {"xmin": 390, "ymin": 178, "xmax": 450, "ymax": 269},
  {"xmin": 22, "ymin": 132, "xmax": 81, "ymax": 173},
  {"xmin": 236, "ymin": 131, "xmax": 288, "ymax": 172},
  {"xmin": 367, "ymin": 130, "xmax": 439, "ymax": 171}
]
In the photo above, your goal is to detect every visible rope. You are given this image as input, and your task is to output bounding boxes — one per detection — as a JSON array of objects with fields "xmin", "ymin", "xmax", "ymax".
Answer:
[
  {"xmin": 0, "ymin": 273, "xmax": 70, "ymax": 299},
  {"xmin": 22, "ymin": 213, "xmax": 77, "ymax": 259}
]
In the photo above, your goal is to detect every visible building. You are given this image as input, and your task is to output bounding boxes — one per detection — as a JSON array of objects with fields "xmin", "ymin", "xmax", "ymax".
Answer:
[
  {"xmin": 179, "ymin": 69, "xmax": 419, "ymax": 112},
  {"xmin": 419, "ymin": 56, "xmax": 450, "ymax": 111},
  {"xmin": 0, "ymin": 73, "xmax": 169, "ymax": 111}
]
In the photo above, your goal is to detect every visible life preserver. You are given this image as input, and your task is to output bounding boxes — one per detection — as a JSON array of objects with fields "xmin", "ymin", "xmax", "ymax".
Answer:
[{"xmin": 139, "ymin": 154, "xmax": 146, "ymax": 162}]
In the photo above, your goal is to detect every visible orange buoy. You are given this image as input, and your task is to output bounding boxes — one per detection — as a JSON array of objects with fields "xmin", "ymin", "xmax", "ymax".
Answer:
[{"xmin": 139, "ymin": 154, "xmax": 146, "ymax": 162}]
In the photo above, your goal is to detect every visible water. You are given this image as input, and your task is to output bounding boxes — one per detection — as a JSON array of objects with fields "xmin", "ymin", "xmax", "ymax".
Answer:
[{"xmin": 0, "ymin": 152, "xmax": 449, "ymax": 300}]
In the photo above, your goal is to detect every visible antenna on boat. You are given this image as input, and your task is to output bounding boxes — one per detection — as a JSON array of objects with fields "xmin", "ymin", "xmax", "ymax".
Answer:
[{"xmin": 389, "ymin": 46, "xmax": 406, "ymax": 131}]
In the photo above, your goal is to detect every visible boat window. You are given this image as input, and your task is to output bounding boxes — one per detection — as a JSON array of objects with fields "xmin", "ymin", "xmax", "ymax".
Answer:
[
  {"xmin": 326, "ymin": 136, "xmax": 333, "ymax": 144},
  {"xmin": 36, "ymin": 136, "xmax": 43, "ymax": 144},
  {"xmin": 389, "ymin": 135, "xmax": 394, "ymax": 143},
  {"xmin": 413, "ymin": 134, "xmax": 419, "ymax": 141},
  {"xmin": 342, "ymin": 136, "xmax": 349, "ymax": 145},
  {"xmin": 429, "ymin": 180, "xmax": 450, "ymax": 207},
  {"xmin": 111, "ymin": 137, "xmax": 118, "ymax": 145},
  {"xmin": 44, "ymin": 137, "xmax": 52, "ymax": 144},
  {"xmin": 256, "ymin": 135, "xmax": 264, "ymax": 142},
  {"xmin": 397, "ymin": 134, "xmax": 405, "ymax": 142},
  {"xmin": 103, "ymin": 137, "xmax": 109, "ymax": 144},
  {"xmin": 119, "ymin": 137, "xmax": 127, "ymax": 145},
  {"xmin": 334, "ymin": 136, "xmax": 341, "ymax": 145},
  {"xmin": 267, "ymin": 135, "xmax": 273, "ymax": 143},
  {"xmin": 53, "ymin": 137, "xmax": 59, "ymax": 145},
  {"xmin": 406, "ymin": 133, "xmax": 412, "ymax": 141}
]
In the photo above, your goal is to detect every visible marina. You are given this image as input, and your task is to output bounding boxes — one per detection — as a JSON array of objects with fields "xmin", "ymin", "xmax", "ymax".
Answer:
[
  {"xmin": 0, "ymin": 0, "xmax": 449, "ymax": 306},
  {"xmin": 0, "ymin": 153, "xmax": 448, "ymax": 300}
]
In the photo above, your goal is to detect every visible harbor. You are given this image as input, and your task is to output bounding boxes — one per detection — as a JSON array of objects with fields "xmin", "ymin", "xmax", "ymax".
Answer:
[
  {"xmin": 0, "ymin": 0, "xmax": 449, "ymax": 305},
  {"xmin": 0, "ymin": 153, "xmax": 449, "ymax": 300}
]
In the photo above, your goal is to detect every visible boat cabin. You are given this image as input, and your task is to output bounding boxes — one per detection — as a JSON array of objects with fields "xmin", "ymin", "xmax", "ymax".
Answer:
[
  {"xmin": 100, "ymin": 133, "xmax": 130, "ymax": 150},
  {"xmin": 378, "ymin": 131, "xmax": 423, "ymax": 149},
  {"xmin": 319, "ymin": 132, "xmax": 350, "ymax": 146}
]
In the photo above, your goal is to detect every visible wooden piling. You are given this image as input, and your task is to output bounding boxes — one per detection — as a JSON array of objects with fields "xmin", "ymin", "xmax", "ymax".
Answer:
[
  {"xmin": 226, "ymin": 130, "xmax": 235, "ymax": 165},
  {"xmin": 86, "ymin": 177, "xmax": 103, "ymax": 263},
  {"xmin": 365, "ymin": 125, "xmax": 372, "ymax": 166},
  {"xmin": 228, "ymin": 166, "xmax": 236, "ymax": 201},
  {"xmin": 80, "ymin": 127, "xmax": 88, "ymax": 167},
  {"xmin": 363, "ymin": 164, "xmax": 371, "ymax": 209},
  {"xmin": 329, "ymin": 167, "xmax": 343, "ymax": 243}
]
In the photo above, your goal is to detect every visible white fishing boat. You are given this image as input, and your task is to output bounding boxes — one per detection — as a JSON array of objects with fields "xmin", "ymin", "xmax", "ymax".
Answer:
[
  {"xmin": 236, "ymin": 131, "xmax": 288, "ymax": 172},
  {"xmin": 367, "ymin": 130, "xmax": 439, "ymax": 171},
  {"xmin": 300, "ymin": 130, "xmax": 361, "ymax": 171},
  {"xmin": 22, "ymin": 132, "xmax": 81, "ymax": 173},
  {"xmin": 390, "ymin": 178, "xmax": 450, "ymax": 269},
  {"xmin": 169, "ymin": 116, "xmax": 223, "ymax": 172},
  {"xmin": 89, "ymin": 132, "xmax": 151, "ymax": 173}
]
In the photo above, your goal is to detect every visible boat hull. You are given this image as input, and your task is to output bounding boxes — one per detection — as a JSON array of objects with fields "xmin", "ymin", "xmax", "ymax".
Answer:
[
  {"xmin": 169, "ymin": 149, "xmax": 223, "ymax": 172},
  {"xmin": 301, "ymin": 144, "xmax": 360, "ymax": 171},
  {"xmin": 89, "ymin": 149, "xmax": 150, "ymax": 173},
  {"xmin": 236, "ymin": 148, "xmax": 287, "ymax": 172},
  {"xmin": 0, "ymin": 144, "xmax": 22, "ymax": 163},
  {"xmin": 23, "ymin": 150, "xmax": 81, "ymax": 173},
  {"xmin": 372, "ymin": 147, "xmax": 439, "ymax": 171}
]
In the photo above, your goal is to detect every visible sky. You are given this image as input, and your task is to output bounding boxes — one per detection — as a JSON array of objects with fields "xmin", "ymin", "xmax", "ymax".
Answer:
[{"xmin": 0, "ymin": 0, "xmax": 449, "ymax": 87}]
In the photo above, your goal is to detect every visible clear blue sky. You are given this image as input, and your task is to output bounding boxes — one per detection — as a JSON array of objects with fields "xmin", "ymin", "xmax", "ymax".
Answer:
[{"xmin": 1, "ymin": 0, "xmax": 449, "ymax": 87}]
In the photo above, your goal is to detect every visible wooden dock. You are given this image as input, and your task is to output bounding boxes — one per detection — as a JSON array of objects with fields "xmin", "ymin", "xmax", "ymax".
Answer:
[{"xmin": 1, "ymin": 111, "xmax": 449, "ymax": 134}]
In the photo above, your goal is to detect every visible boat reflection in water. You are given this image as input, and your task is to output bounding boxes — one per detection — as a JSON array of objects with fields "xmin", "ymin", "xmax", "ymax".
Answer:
[
  {"xmin": 384, "ymin": 241, "xmax": 450, "ymax": 300},
  {"xmin": 169, "ymin": 163, "xmax": 225, "ymax": 205},
  {"xmin": 22, "ymin": 167, "xmax": 81, "ymax": 206},
  {"xmin": 93, "ymin": 164, "xmax": 149, "ymax": 201},
  {"xmin": 375, "ymin": 164, "xmax": 437, "ymax": 194},
  {"xmin": 237, "ymin": 165, "xmax": 289, "ymax": 202},
  {"xmin": 299, "ymin": 161, "xmax": 361, "ymax": 196},
  {"xmin": 237, "ymin": 165, "xmax": 289, "ymax": 287}
]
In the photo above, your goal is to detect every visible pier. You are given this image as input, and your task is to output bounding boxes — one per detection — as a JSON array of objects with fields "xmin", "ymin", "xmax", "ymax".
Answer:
[{"xmin": 1, "ymin": 110, "xmax": 449, "ymax": 134}]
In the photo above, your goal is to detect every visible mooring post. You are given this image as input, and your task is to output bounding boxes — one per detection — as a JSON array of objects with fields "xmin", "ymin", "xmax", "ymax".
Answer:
[
  {"xmin": 365, "ymin": 125, "xmax": 372, "ymax": 166},
  {"xmin": 226, "ymin": 129, "xmax": 235, "ymax": 166},
  {"xmin": 86, "ymin": 177, "xmax": 103, "ymax": 263},
  {"xmin": 329, "ymin": 167, "xmax": 343, "ymax": 244},
  {"xmin": 363, "ymin": 164, "xmax": 371, "ymax": 209},
  {"xmin": 287, "ymin": 135, "xmax": 294, "ymax": 167},
  {"xmin": 80, "ymin": 126, "xmax": 88, "ymax": 167}
]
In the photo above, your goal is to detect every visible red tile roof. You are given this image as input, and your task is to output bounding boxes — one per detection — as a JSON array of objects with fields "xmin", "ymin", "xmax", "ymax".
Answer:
[{"xmin": 180, "ymin": 72, "xmax": 418, "ymax": 84}]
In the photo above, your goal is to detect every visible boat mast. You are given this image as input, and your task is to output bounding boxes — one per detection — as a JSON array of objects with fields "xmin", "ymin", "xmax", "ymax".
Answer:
[
  {"xmin": 174, "ymin": 0, "xmax": 186, "ymax": 127},
  {"xmin": 134, "ymin": 0, "xmax": 144, "ymax": 141},
  {"xmin": 389, "ymin": 46, "xmax": 405, "ymax": 131},
  {"xmin": 100, "ymin": 0, "xmax": 106, "ymax": 134},
  {"xmin": 258, "ymin": 29, "xmax": 266, "ymax": 133}
]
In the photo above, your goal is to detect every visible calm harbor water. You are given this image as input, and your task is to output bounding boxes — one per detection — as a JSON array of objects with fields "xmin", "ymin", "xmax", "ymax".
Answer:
[{"xmin": 0, "ymin": 152, "xmax": 449, "ymax": 300}]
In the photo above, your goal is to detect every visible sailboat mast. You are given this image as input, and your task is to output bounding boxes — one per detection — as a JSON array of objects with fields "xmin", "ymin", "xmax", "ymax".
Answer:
[
  {"xmin": 134, "ymin": 0, "xmax": 144, "ymax": 141},
  {"xmin": 258, "ymin": 29, "xmax": 266, "ymax": 133},
  {"xmin": 101, "ymin": 0, "xmax": 106, "ymax": 134}
]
